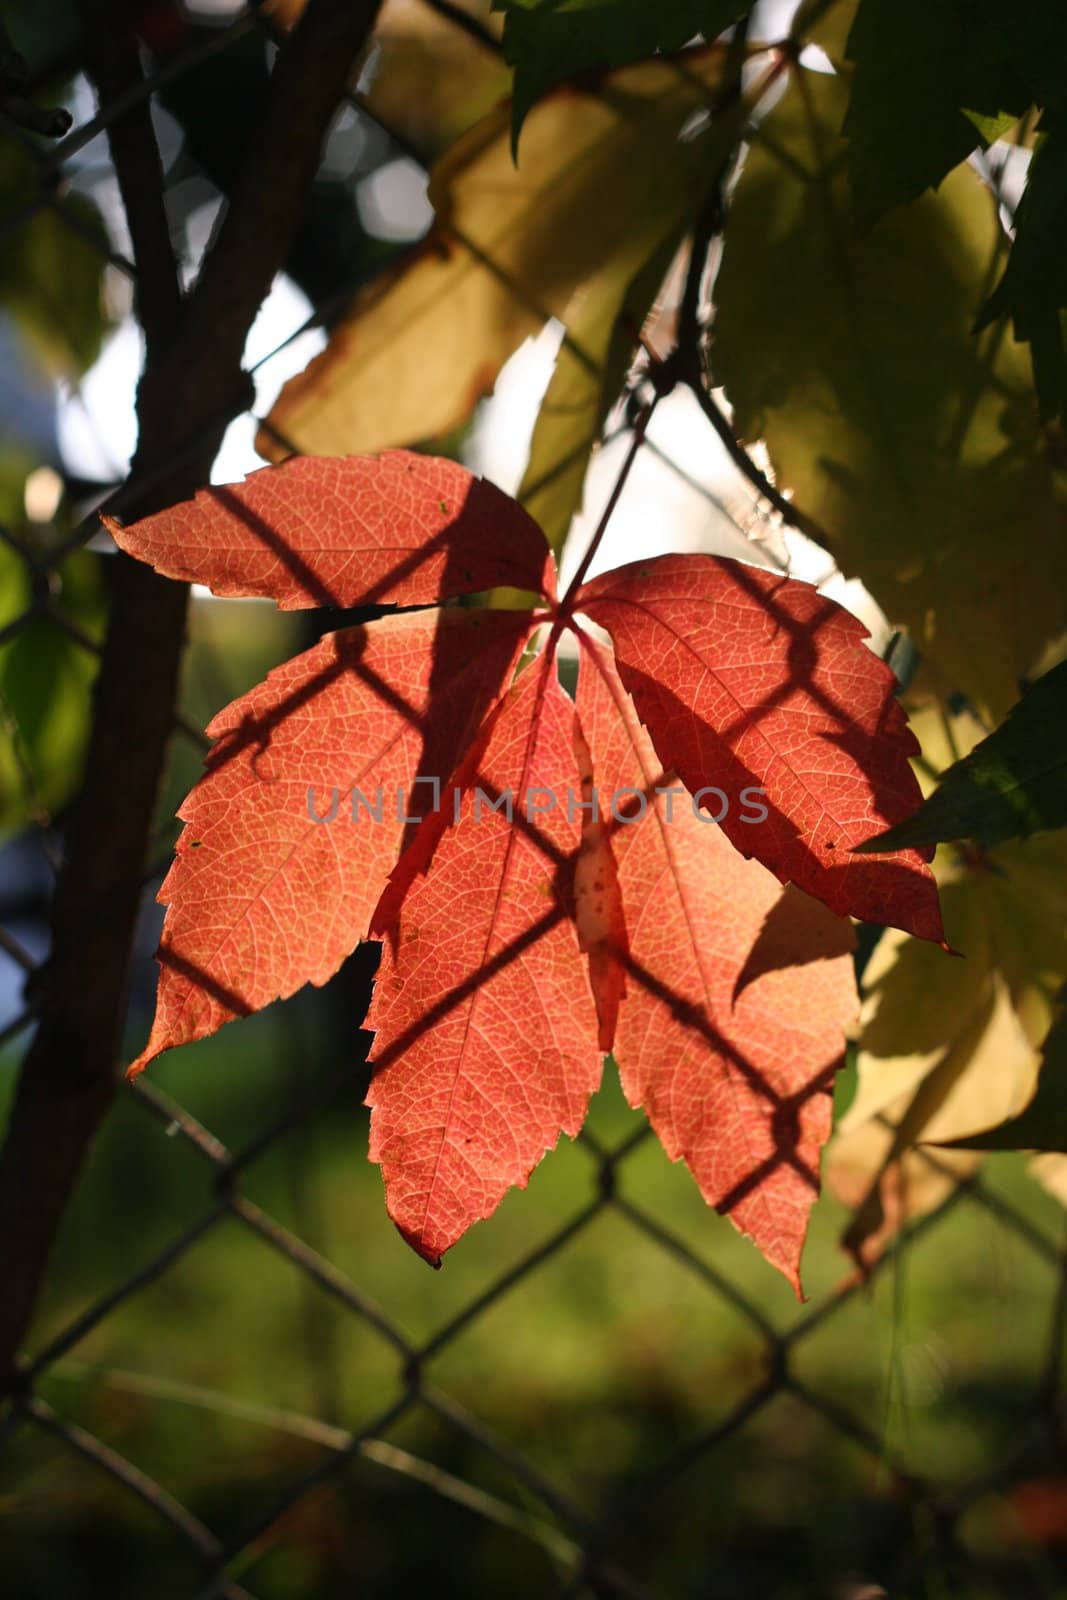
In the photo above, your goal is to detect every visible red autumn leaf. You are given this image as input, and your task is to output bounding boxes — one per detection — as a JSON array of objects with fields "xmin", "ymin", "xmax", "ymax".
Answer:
[
  {"xmin": 575, "ymin": 634, "xmax": 858, "ymax": 1289},
  {"xmin": 104, "ymin": 450, "xmax": 554, "ymax": 609},
  {"xmin": 366, "ymin": 653, "xmax": 603, "ymax": 1264},
  {"xmin": 128, "ymin": 609, "xmax": 533, "ymax": 1076},
  {"xmin": 115, "ymin": 450, "xmax": 946, "ymax": 1289},
  {"xmin": 572, "ymin": 714, "xmax": 629, "ymax": 1052},
  {"xmin": 577, "ymin": 554, "xmax": 945, "ymax": 943}
]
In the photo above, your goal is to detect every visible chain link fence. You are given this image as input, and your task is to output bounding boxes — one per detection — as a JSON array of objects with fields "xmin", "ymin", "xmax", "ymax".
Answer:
[{"xmin": 1, "ymin": 6, "xmax": 1066, "ymax": 1597}]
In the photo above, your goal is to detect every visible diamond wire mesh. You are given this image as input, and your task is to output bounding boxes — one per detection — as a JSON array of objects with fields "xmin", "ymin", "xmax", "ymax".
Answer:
[{"xmin": 1, "ymin": 7, "xmax": 1065, "ymax": 1599}]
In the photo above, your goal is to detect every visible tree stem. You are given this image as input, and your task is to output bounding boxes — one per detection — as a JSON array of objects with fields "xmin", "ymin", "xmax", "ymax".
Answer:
[{"xmin": 0, "ymin": 0, "xmax": 385, "ymax": 1392}]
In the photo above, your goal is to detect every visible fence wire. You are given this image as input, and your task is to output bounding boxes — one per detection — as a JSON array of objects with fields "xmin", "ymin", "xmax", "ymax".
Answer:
[{"xmin": 1, "ymin": 7, "xmax": 1066, "ymax": 1599}]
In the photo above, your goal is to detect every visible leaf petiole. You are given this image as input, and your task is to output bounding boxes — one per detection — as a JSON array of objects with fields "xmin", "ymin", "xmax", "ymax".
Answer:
[{"xmin": 556, "ymin": 397, "xmax": 657, "ymax": 623}]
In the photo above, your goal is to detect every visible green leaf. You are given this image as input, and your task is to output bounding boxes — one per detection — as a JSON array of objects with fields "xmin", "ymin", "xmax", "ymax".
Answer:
[
  {"xmin": 841, "ymin": 0, "xmax": 1030, "ymax": 224},
  {"xmin": 0, "ymin": 143, "xmax": 110, "ymax": 377},
  {"xmin": 831, "ymin": 1039, "xmax": 858, "ymax": 1122},
  {"xmin": 977, "ymin": 125, "xmax": 1067, "ymax": 422},
  {"xmin": 962, "ymin": 106, "xmax": 1025, "ymax": 145},
  {"xmin": 834, "ymin": 0, "xmax": 1067, "ymax": 418},
  {"xmin": 946, "ymin": 1010, "xmax": 1067, "ymax": 1151},
  {"xmin": 0, "ymin": 464, "xmax": 105, "ymax": 833},
  {"xmin": 495, "ymin": 0, "xmax": 752, "ymax": 148},
  {"xmin": 856, "ymin": 660, "xmax": 1067, "ymax": 853},
  {"xmin": 712, "ymin": 64, "xmax": 1067, "ymax": 722},
  {"xmin": 1007, "ymin": 10, "xmax": 1067, "ymax": 118}
]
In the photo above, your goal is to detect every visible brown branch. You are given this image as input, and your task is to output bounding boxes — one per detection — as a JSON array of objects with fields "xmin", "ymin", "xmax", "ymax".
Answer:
[
  {"xmin": 167, "ymin": 0, "xmax": 382, "ymax": 425},
  {"xmin": 0, "ymin": 0, "xmax": 385, "ymax": 1392},
  {"xmin": 675, "ymin": 16, "xmax": 750, "ymax": 356},
  {"xmin": 70, "ymin": 14, "xmax": 182, "ymax": 359}
]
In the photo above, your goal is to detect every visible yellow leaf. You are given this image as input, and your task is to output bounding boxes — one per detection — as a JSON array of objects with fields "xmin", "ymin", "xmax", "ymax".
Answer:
[
  {"xmin": 362, "ymin": 0, "xmax": 510, "ymax": 160},
  {"xmin": 828, "ymin": 1116, "xmax": 979, "ymax": 1268},
  {"xmin": 827, "ymin": 829, "xmax": 1067, "ymax": 1261},
  {"xmin": 853, "ymin": 833, "xmax": 1067, "ymax": 1113},
  {"xmin": 1030, "ymin": 1152, "xmax": 1067, "ymax": 1206},
  {"xmin": 902, "ymin": 687, "xmax": 987, "ymax": 790},
  {"xmin": 830, "ymin": 973, "xmax": 1038, "ymax": 1265},
  {"xmin": 514, "ymin": 241, "xmax": 675, "ymax": 558},
  {"xmin": 849, "ymin": 967, "xmax": 1040, "ymax": 1146},
  {"xmin": 260, "ymin": 53, "xmax": 728, "ymax": 462},
  {"xmin": 713, "ymin": 66, "xmax": 1067, "ymax": 720}
]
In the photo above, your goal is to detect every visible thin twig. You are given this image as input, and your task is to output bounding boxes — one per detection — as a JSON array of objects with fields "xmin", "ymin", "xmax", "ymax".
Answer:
[
  {"xmin": 35, "ymin": 14, "xmax": 257, "ymax": 181},
  {"xmin": 675, "ymin": 16, "xmax": 751, "ymax": 354},
  {"xmin": 667, "ymin": 31, "xmax": 838, "ymax": 557},
  {"xmin": 560, "ymin": 400, "xmax": 657, "ymax": 607},
  {"xmin": 683, "ymin": 370, "xmax": 833, "ymax": 549},
  {"xmin": 0, "ymin": 15, "xmax": 73, "ymax": 137}
]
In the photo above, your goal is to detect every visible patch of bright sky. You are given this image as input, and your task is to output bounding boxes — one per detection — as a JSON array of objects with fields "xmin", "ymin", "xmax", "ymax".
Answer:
[
  {"xmin": 466, "ymin": 321, "xmax": 889, "ymax": 652},
  {"xmin": 358, "ymin": 157, "xmax": 434, "ymax": 240},
  {"xmin": 56, "ymin": 267, "xmax": 327, "ymax": 489}
]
